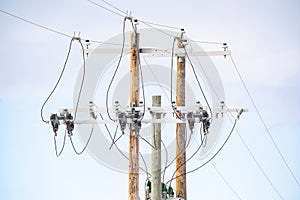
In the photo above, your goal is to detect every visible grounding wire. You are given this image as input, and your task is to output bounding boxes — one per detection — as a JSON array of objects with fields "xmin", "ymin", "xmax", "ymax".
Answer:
[
  {"xmin": 105, "ymin": 17, "xmax": 126, "ymax": 121},
  {"xmin": 166, "ymin": 118, "xmax": 238, "ymax": 186},
  {"xmin": 211, "ymin": 161, "xmax": 242, "ymax": 200},
  {"xmin": 40, "ymin": 38, "xmax": 73, "ymax": 123},
  {"xmin": 54, "ymin": 130, "xmax": 67, "ymax": 157},
  {"xmin": 70, "ymin": 125, "xmax": 94, "ymax": 155},
  {"xmin": 230, "ymin": 54, "xmax": 300, "ymax": 187}
]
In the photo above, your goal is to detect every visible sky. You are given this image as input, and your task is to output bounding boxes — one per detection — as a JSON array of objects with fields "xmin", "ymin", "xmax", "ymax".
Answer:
[{"xmin": 0, "ymin": 0, "xmax": 300, "ymax": 200}]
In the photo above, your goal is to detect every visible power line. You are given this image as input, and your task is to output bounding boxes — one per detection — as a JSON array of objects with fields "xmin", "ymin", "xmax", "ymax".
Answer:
[
  {"xmin": 184, "ymin": 45, "xmax": 213, "ymax": 117},
  {"xmin": 191, "ymin": 52, "xmax": 287, "ymax": 199},
  {"xmin": 86, "ymin": 0, "xmax": 125, "ymax": 18},
  {"xmin": 234, "ymin": 122, "xmax": 285, "ymax": 200},
  {"xmin": 0, "ymin": 9, "xmax": 72, "ymax": 38},
  {"xmin": 0, "ymin": 9, "xmax": 125, "ymax": 47},
  {"xmin": 230, "ymin": 55, "xmax": 300, "ymax": 187},
  {"xmin": 211, "ymin": 162, "xmax": 242, "ymax": 200}
]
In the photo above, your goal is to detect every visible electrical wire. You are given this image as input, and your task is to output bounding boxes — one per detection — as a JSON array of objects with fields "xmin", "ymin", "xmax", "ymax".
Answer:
[
  {"xmin": 54, "ymin": 130, "xmax": 67, "ymax": 157},
  {"xmin": 0, "ymin": 9, "xmax": 72, "ymax": 39},
  {"xmin": 166, "ymin": 118, "xmax": 238, "ymax": 186},
  {"xmin": 191, "ymin": 50, "xmax": 286, "ymax": 199},
  {"xmin": 70, "ymin": 125, "xmax": 94, "ymax": 155},
  {"xmin": 40, "ymin": 38, "xmax": 73, "ymax": 123},
  {"xmin": 162, "ymin": 127, "xmax": 192, "ymax": 184},
  {"xmin": 183, "ymin": 45, "xmax": 213, "ymax": 117},
  {"xmin": 139, "ymin": 20, "xmax": 181, "ymax": 30},
  {"xmin": 161, "ymin": 139, "xmax": 169, "ymax": 181},
  {"xmin": 211, "ymin": 161, "xmax": 242, "ymax": 200},
  {"xmin": 108, "ymin": 125, "xmax": 119, "ymax": 149},
  {"xmin": 168, "ymin": 125, "xmax": 206, "ymax": 187},
  {"xmin": 142, "ymin": 57, "xmax": 171, "ymax": 100},
  {"xmin": 86, "ymin": 0, "xmax": 125, "ymax": 18},
  {"xmin": 98, "ymin": 113, "xmax": 150, "ymax": 175},
  {"xmin": 74, "ymin": 39, "xmax": 86, "ymax": 121},
  {"xmin": 139, "ymin": 135, "xmax": 155, "ymax": 149},
  {"xmin": 105, "ymin": 17, "xmax": 126, "ymax": 121},
  {"xmin": 230, "ymin": 54, "xmax": 300, "ymax": 187}
]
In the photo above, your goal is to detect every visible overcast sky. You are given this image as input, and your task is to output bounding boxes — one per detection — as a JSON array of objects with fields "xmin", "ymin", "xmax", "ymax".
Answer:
[{"xmin": 1, "ymin": 0, "xmax": 300, "ymax": 199}]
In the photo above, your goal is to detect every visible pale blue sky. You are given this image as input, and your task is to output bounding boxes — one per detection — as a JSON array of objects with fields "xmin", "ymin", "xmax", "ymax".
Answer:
[{"xmin": 1, "ymin": 0, "xmax": 300, "ymax": 199}]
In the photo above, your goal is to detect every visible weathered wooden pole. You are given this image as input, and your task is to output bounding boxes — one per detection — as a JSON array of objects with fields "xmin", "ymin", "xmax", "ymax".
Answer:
[
  {"xmin": 176, "ymin": 31, "xmax": 187, "ymax": 200},
  {"xmin": 129, "ymin": 30, "xmax": 140, "ymax": 200},
  {"xmin": 151, "ymin": 95, "xmax": 162, "ymax": 200}
]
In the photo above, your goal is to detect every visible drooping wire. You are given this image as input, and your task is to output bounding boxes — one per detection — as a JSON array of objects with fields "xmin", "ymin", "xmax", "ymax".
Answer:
[
  {"xmin": 54, "ymin": 130, "xmax": 67, "ymax": 157},
  {"xmin": 168, "ymin": 124, "xmax": 206, "ymax": 187},
  {"xmin": 211, "ymin": 161, "xmax": 242, "ymax": 200},
  {"xmin": 70, "ymin": 125, "xmax": 94, "ymax": 155},
  {"xmin": 183, "ymin": 45, "xmax": 212, "ymax": 117},
  {"xmin": 230, "ymin": 54, "xmax": 300, "ymax": 187},
  {"xmin": 166, "ymin": 118, "xmax": 238, "ymax": 186},
  {"xmin": 40, "ymin": 38, "xmax": 73, "ymax": 123},
  {"xmin": 105, "ymin": 17, "xmax": 126, "ymax": 121}
]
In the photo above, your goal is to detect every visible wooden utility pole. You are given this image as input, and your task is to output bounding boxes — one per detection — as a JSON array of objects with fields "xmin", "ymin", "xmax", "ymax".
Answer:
[
  {"xmin": 129, "ymin": 30, "xmax": 140, "ymax": 200},
  {"xmin": 151, "ymin": 95, "xmax": 162, "ymax": 200},
  {"xmin": 176, "ymin": 31, "xmax": 187, "ymax": 200}
]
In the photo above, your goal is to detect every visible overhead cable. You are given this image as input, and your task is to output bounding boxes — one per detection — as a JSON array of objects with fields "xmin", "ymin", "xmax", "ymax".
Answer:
[
  {"xmin": 211, "ymin": 162, "xmax": 242, "ymax": 200},
  {"xmin": 230, "ymin": 54, "xmax": 300, "ymax": 187}
]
